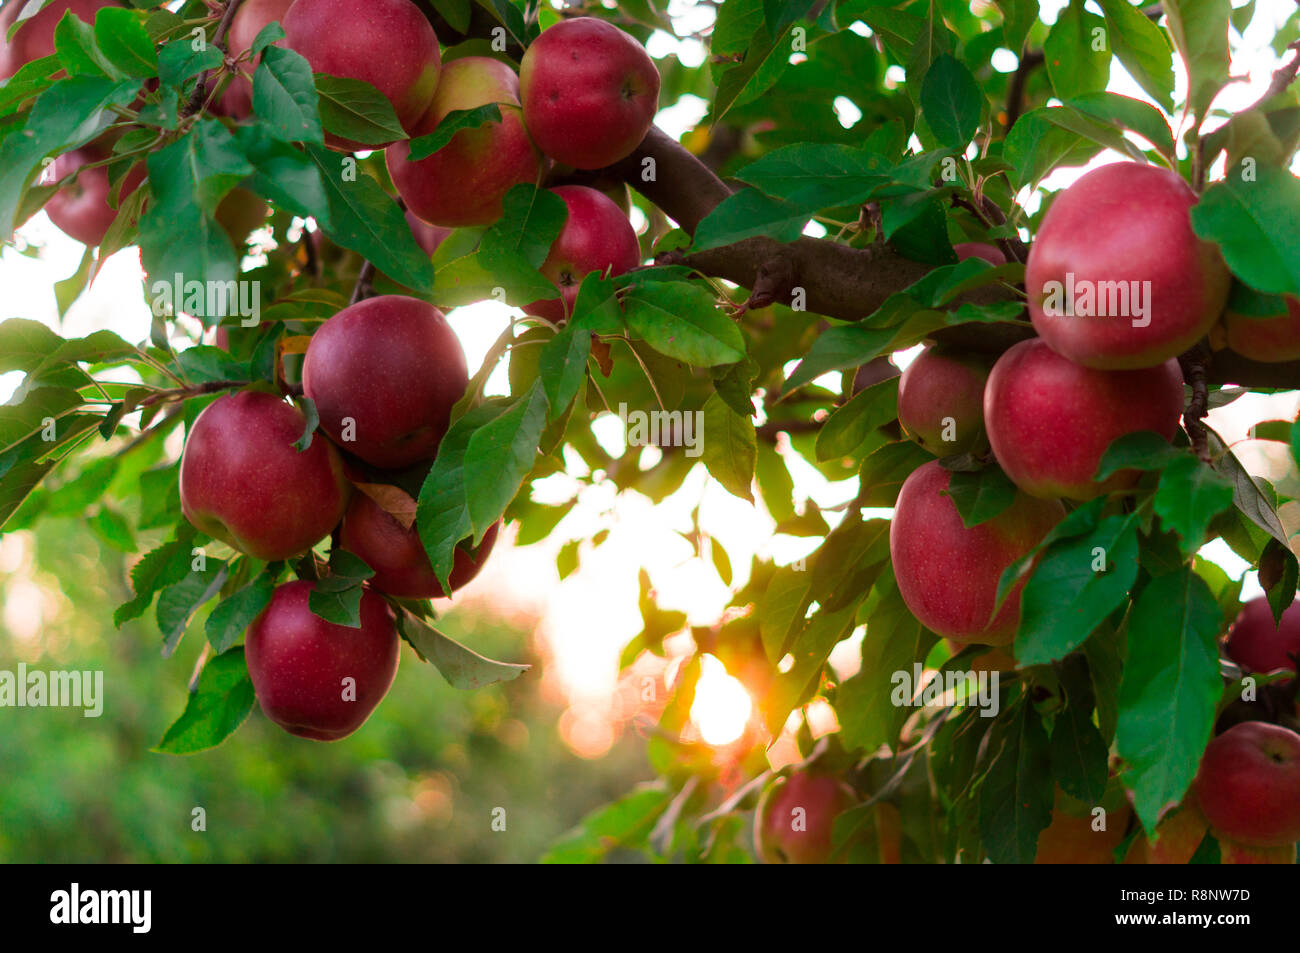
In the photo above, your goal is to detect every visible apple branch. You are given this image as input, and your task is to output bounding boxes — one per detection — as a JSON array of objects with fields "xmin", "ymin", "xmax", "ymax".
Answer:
[{"xmin": 184, "ymin": 0, "xmax": 247, "ymax": 117}]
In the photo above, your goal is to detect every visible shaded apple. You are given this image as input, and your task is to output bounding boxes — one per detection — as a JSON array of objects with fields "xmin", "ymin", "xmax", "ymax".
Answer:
[
  {"xmin": 0, "ymin": 0, "xmax": 120, "ymax": 79},
  {"xmin": 1222, "ymin": 295, "xmax": 1300, "ymax": 363},
  {"xmin": 302, "ymin": 295, "xmax": 468, "ymax": 469},
  {"xmin": 519, "ymin": 17, "xmax": 660, "ymax": 170},
  {"xmin": 245, "ymin": 580, "xmax": 400, "ymax": 741},
  {"xmin": 1123, "ymin": 797, "xmax": 1209, "ymax": 864},
  {"xmin": 1224, "ymin": 597, "xmax": 1300, "ymax": 674},
  {"xmin": 179, "ymin": 391, "xmax": 350, "ymax": 561},
  {"xmin": 945, "ymin": 639, "xmax": 1018, "ymax": 673},
  {"xmin": 406, "ymin": 210, "xmax": 453, "ymax": 258},
  {"xmin": 1219, "ymin": 840, "xmax": 1297, "ymax": 863},
  {"xmin": 953, "ymin": 241, "xmax": 1006, "ymax": 265},
  {"xmin": 890, "ymin": 460, "xmax": 1064, "ymax": 644},
  {"xmin": 215, "ymin": 186, "xmax": 269, "ymax": 247},
  {"xmin": 984, "ymin": 338, "xmax": 1185, "ymax": 501},
  {"xmin": 896, "ymin": 345, "xmax": 990, "ymax": 456},
  {"xmin": 43, "ymin": 145, "xmax": 145, "ymax": 247},
  {"xmin": 210, "ymin": 0, "xmax": 294, "ymax": 119},
  {"xmin": 1027, "ymin": 162, "xmax": 1230, "ymax": 369},
  {"xmin": 386, "ymin": 56, "xmax": 543, "ymax": 227},
  {"xmin": 340, "ymin": 491, "xmax": 499, "ymax": 599},
  {"xmin": 1193, "ymin": 720, "xmax": 1300, "ymax": 847},
  {"xmin": 282, "ymin": 0, "xmax": 440, "ymax": 151},
  {"xmin": 754, "ymin": 770, "xmax": 856, "ymax": 864},
  {"xmin": 1034, "ymin": 787, "xmax": 1131, "ymax": 864},
  {"xmin": 522, "ymin": 185, "xmax": 640, "ymax": 323}
]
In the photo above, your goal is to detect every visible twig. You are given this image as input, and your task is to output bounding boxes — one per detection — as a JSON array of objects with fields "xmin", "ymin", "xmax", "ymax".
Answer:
[
  {"xmin": 1004, "ymin": 49, "xmax": 1045, "ymax": 131},
  {"xmin": 349, "ymin": 260, "xmax": 377, "ymax": 305},
  {"xmin": 137, "ymin": 379, "xmax": 247, "ymax": 409},
  {"xmin": 1178, "ymin": 343, "xmax": 1212, "ymax": 461},
  {"xmin": 183, "ymin": 0, "xmax": 246, "ymax": 117}
]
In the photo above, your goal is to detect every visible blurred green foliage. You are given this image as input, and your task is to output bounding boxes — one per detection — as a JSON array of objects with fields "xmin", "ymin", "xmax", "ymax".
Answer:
[{"xmin": 0, "ymin": 516, "xmax": 647, "ymax": 862}]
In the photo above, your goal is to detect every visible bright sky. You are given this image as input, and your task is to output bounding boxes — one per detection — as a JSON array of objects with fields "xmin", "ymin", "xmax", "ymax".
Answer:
[{"xmin": 1, "ymin": 0, "xmax": 1297, "ymax": 760}]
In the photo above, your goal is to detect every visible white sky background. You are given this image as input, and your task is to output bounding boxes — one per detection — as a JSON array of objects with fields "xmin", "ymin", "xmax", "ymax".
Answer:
[{"xmin": 2, "ymin": 0, "xmax": 1298, "ymax": 757}]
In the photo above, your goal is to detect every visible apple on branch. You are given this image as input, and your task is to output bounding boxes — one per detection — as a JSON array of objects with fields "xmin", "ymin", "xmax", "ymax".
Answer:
[{"xmin": 753, "ymin": 770, "xmax": 857, "ymax": 864}]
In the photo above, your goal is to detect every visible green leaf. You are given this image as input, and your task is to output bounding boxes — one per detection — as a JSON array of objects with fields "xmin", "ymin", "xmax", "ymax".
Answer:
[
  {"xmin": 732, "ymin": 142, "xmax": 891, "ymax": 210},
  {"xmin": 113, "ymin": 525, "xmax": 198, "ymax": 625},
  {"xmin": 979, "ymin": 703, "xmax": 1055, "ymax": 864},
  {"xmin": 236, "ymin": 123, "xmax": 331, "ymax": 228},
  {"xmin": 1154, "ymin": 454, "xmax": 1235, "ymax": 558},
  {"xmin": 692, "ymin": 188, "xmax": 810, "ymax": 252},
  {"xmin": 1190, "ymin": 165, "xmax": 1300, "ymax": 297},
  {"xmin": 479, "ymin": 183, "xmax": 567, "ymax": 271},
  {"xmin": 1116, "ymin": 568, "xmax": 1224, "ymax": 833},
  {"xmin": 153, "ymin": 647, "xmax": 256, "ymax": 755},
  {"xmin": 407, "ymin": 103, "xmax": 503, "ymax": 159},
  {"xmin": 783, "ymin": 325, "xmax": 899, "ymax": 394},
  {"xmin": 156, "ymin": 561, "xmax": 231, "ymax": 656},
  {"xmin": 624, "ymin": 282, "xmax": 746, "ymax": 367},
  {"xmin": 305, "ymin": 144, "xmax": 432, "ymax": 292},
  {"xmin": 93, "ymin": 6, "xmax": 158, "ymax": 79},
  {"xmin": 1065, "ymin": 92, "xmax": 1176, "ymax": 162},
  {"xmin": 1015, "ymin": 511, "xmax": 1142, "ymax": 666},
  {"xmin": 995, "ymin": 0, "xmax": 1037, "ymax": 55},
  {"xmin": 464, "ymin": 382, "xmax": 549, "ymax": 538},
  {"xmin": 157, "ymin": 38, "xmax": 222, "ymax": 88},
  {"xmin": 205, "ymin": 571, "xmax": 276, "ymax": 654},
  {"xmin": 1043, "ymin": 0, "xmax": 1110, "ymax": 100},
  {"xmin": 920, "ymin": 54, "xmax": 981, "ymax": 149},
  {"xmin": 542, "ymin": 782, "xmax": 673, "ymax": 864},
  {"xmin": 1051, "ymin": 694, "xmax": 1110, "ymax": 804},
  {"xmin": 430, "ymin": 0, "xmax": 473, "ymax": 33},
  {"xmin": 815, "ymin": 376, "xmax": 898, "ymax": 461},
  {"xmin": 537, "ymin": 324, "xmax": 590, "ymax": 423},
  {"xmin": 1003, "ymin": 107, "xmax": 1102, "ymax": 190},
  {"xmin": 1094, "ymin": 430, "xmax": 1186, "ymax": 480},
  {"xmin": 398, "ymin": 611, "xmax": 530, "ymax": 689},
  {"xmin": 699, "ymin": 392, "xmax": 756, "ymax": 503},
  {"xmin": 943, "ymin": 464, "xmax": 1018, "ymax": 528},
  {"xmin": 1163, "ymin": 0, "xmax": 1231, "ymax": 122},
  {"xmin": 314, "ymin": 73, "xmax": 406, "ymax": 145},
  {"xmin": 856, "ymin": 441, "xmax": 932, "ymax": 507},
  {"xmin": 253, "ymin": 46, "xmax": 323, "ymax": 144},
  {"xmin": 1097, "ymin": 0, "xmax": 1176, "ymax": 112},
  {"xmin": 53, "ymin": 11, "xmax": 118, "ymax": 78}
]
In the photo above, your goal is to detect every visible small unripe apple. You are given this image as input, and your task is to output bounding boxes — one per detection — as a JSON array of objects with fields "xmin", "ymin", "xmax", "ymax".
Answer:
[
  {"xmin": 1193, "ymin": 720, "xmax": 1300, "ymax": 848},
  {"xmin": 519, "ymin": 17, "xmax": 660, "ymax": 170},
  {"xmin": 890, "ymin": 460, "xmax": 1064, "ymax": 644},
  {"xmin": 210, "ymin": 0, "xmax": 294, "ymax": 119},
  {"xmin": 302, "ymin": 295, "xmax": 468, "ymax": 469},
  {"xmin": 282, "ymin": 0, "xmax": 440, "ymax": 151},
  {"xmin": 0, "ymin": 0, "xmax": 121, "ymax": 79},
  {"xmin": 1224, "ymin": 597, "xmax": 1300, "ymax": 674},
  {"xmin": 386, "ymin": 56, "xmax": 543, "ymax": 227},
  {"xmin": 1026, "ymin": 162, "xmax": 1230, "ymax": 370},
  {"xmin": 245, "ymin": 580, "xmax": 400, "ymax": 741},
  {"xmin": 340, "ymin": 491, "xmax": 499, "ymax": 599},
  {"xmin": 1222, "ymin": 295, "xmax": 1300, "ymax": 363},
  {"xmin": 1034, "ymin": 787, "xmax": 1131, "ymax": 864},
  {"xmin": 984, "ymin": 338, "xmax": 1185, "ymax": 501},
  {"xmin": 754, "ymin": 770, "xmax": 856, "ymax": 864},
  {"xmin": 522, "ymin": 185, "xmax": 640, "ymax": 323},
  {"xmin": 179, "ymin": 391, "xmax": 351, "ymax": 561},
  {"xmin": 896, "ymin": 346, "xmax": 990, "ymax": 456}
]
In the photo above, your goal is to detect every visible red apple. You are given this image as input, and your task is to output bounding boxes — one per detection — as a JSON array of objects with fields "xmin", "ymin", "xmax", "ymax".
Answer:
[
  {"xmin": 245, "ymin": 580, "xmax": 400, "ymax": 741},
  {"xmin": 0, "ymin": 0, "xmax": 120, "ymax": 79},
  {"xmin": 1222, "ymin": 295, "xmax": 1300, "ymax": 363},
  {"xmin": 522, "ymin": 185, "xmax": 640, "ymax": 322},
  {"xmin": 179, "ymin": 391, "xmax": 351, "ymax": 561},
  {"xmin": 282, "ymin": 0, "xmax": 440, "ymax": 151},
  {"xmin": 1225, "ymin": 597, "xmax": 1300, "ymax": 674},
  {"xmin": 43, "ymin": 146, "xmax": 145, "ymax": 247},
  {"xmin": 340, "ymin": 491, "xmax": 499, "ymax": 599},
  {"xmin": 211, "ymin": 0, "xmax": 295, "ymax": 119},
  {"xmin": 1193, "ymin": 720, "xmax": 1300, "ymax": 848},
  {"xmin": 896, "ymin": 346, "xmax": 990, "ymax": 456},
  {"xmin": 406, "ymin": 210, "xmax": 453, "ymax": 258},
  {"xmin": 1026, "ymin": 162, "xmax": 1230, "ymax": 370},
  {"xmin": 519, "ymin": 17, "xmax": 660, "ymax": 170},
  {"xmin": 890, "ymin": 459, "xmax": 1064, "ymax": 644},
  {"xmin": 1034, "ymin": 787, "xmax": 1131, "ymax": 864},
  {"xmin": 302, "ymin": 295, "xmax": 468, "ymax": 469},
  {"xmin": 984, "ymin": 338, "xmax": 1185, "ymax": 501},
  {"xmin": 954, "ymin": 241, "xmax": 1006, "ymax": 265},
  {"xmin": 754, "ymin": 770, "xmax": 856, "ymax": 864},
  {"xmin": 386, "ymin": 56, "xmax": 543, "ymax": 227}
]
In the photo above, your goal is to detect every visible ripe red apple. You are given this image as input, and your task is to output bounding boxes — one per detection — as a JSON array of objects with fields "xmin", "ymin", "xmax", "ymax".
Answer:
[
  {"xmin": 0, "ymin": 0, "xmax": 120, "ymax": 78},
  {"xmin": 984, "ymin": 338, "xmax": 1185, "ymax": 501},
  {"xmin": 1034, "ymin": 788, "xmax": 1131, "ymax": 863},
  {"xmin": 1222, "ymin": 295, "xmax": 1300, "ymax": 363},
  {"xmin": 386, "ymin": 56, "xmax": 543, "ymax": 227},
  {"xmin": 1193, "ymin": 720, "xmax": 1300, "ymax": 847},
  {"xmin": 896, "ymin": 346, "xmax": 990, "ymax": 456},
  {"xmin": 245, "ymin": 580, "xmax": 400, "ymax": 741},
  {"xmin": 43, "ymin": 146, "xmax": 145, "ymax": 247},
  {"xmin": 179, "ymin": 391, "xmax": 350, "ymax": 561},
  {"xmin": 754, "ymin": 770, "xmax": 856, "ymax": 864},
  {"xmin": 406, "ymin": 210, "xmax": 453, "ymax": 258},
  {"xmin": 1224, "ymin": 597, "xmax": 1300, "ymax": 674},
  {"xmin": 282, "ymin": 0, "xmax": 440, "ymax": 151},
  {"xmin": 1026, "ymin": 162, "xmax": 1230, "ymax": 370},
  {"xmin": 302, "ymin": 295, "xmax": 468, "ymax": 469},
  {"xmin": 211, "ymin": 0, "xmax": 295, "ymax": 119},
  {"xmin": 522, "ymin": 185, "xmax": 640, "ymax": 322},
  {"xmin": 340, "ymin": 491, "xmax": 499, "ymax": 599},
  {"xmin": 953, "ymin": 242, "xmax": 1006, "ymax": 265},
  {"xmin": 519, "ymin": 17, "xmax": 660, "ymax": 170},
  {"xmin": 890, "ymin": 459, "xmax": 1064, "ymax": 644}
]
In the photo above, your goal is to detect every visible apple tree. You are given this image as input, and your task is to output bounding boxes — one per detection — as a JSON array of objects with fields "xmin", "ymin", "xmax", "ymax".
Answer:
[{"xmin": 2, "ymin": 0, "xmax": 1300, "ymax": 864}]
